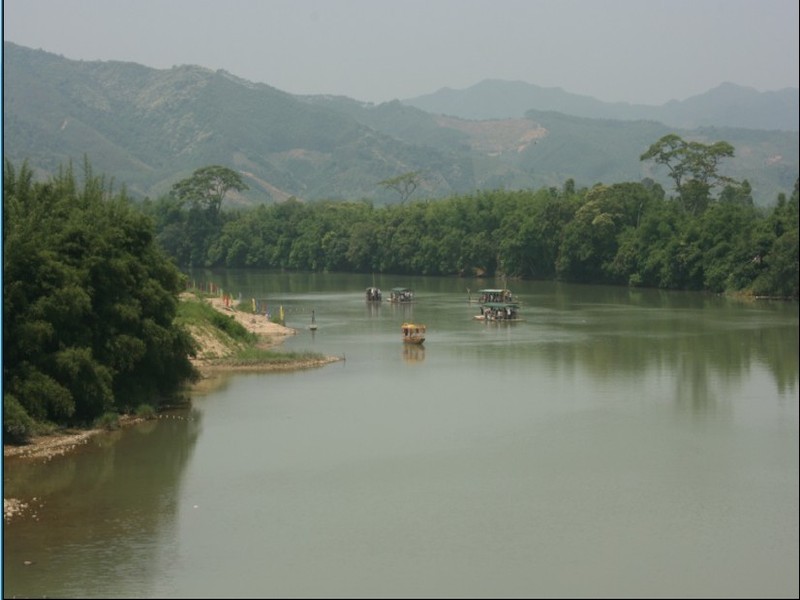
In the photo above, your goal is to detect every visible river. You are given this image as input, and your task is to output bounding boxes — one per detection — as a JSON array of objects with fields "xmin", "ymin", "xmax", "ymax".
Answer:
[{"xmin": 3, "ymin": 272, "xmax": 798, "ymax": 598}]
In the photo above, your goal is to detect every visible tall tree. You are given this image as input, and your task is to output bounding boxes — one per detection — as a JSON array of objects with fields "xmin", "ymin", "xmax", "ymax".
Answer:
[
  {"xmin": 640, "ymin": 134, "xmax": 736, "ymax": 215},
  {"xmin": 378, "ymin": 172, "xmax": 421, "ymax": 203},
  {"xmin": 170, "ymin": 165, "xmax": 249, "ymax": 217}
]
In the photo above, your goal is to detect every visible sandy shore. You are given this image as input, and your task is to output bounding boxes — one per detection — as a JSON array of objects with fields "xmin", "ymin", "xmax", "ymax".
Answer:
[
  {"xmin": 187, "ymin": 293, "xmax": 342, "ymax": 372},
  {"xmin": 202, "ymin": 294, "xmax": 297, "ymax": 341}
]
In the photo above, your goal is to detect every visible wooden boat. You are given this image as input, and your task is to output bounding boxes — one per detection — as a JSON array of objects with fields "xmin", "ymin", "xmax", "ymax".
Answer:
[
  {"xmin": 389, "ymin": 287, "xmax": 415, "ymax": 303},
  {"xmin": 473, "ymin": 302, "xmax": 523, "ymax": 322},
  {"xmin": 365, "ymin": 286, "xmax": 382, "ymax": 302},
  {"xmin": 401, "ymin": 322, "xmax": 426, "ymax": 344}
]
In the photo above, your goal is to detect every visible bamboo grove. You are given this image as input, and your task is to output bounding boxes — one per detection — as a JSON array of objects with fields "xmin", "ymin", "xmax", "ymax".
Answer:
[{"xmin": 3, "ymin": 160, "xmax": 197, "ymax": 441}]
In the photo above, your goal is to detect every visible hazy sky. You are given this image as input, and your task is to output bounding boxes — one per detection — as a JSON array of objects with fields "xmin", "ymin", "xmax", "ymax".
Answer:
[{"xmin": 4, "ymin": 0, "xmax": 798, "ymax": 105}]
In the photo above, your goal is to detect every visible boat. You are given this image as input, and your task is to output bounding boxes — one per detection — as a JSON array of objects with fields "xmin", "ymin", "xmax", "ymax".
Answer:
[
  {"xmin": 473, "ymin": 302, "xmax": 523, "ymax": 322},
  {"xmin": 401, "ymin": 322, "xmax": 426, "ymax": 344},
  {"xmin": 389, "ymin": 287, "xmax": 415, "ymax": 303},
  {"xmin": 365, "ymin": 286, "xmax": 382, "ymax": 302}
]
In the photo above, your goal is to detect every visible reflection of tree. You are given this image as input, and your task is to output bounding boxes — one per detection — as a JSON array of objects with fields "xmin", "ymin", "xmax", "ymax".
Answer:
[
  {"xmin": 541, "ymin": 310, "xmax": 798, "ymax": 411},
  {"xmin": 3, "ymin": 408, "xmax": 202, "ymax": 598},
  {"xmin": 674, "ymin": 351, "xmax": 719, "ymax": 414},
  {"xmin": 755, "ymin": 324, "xmax": 800, "ymax": 396}
]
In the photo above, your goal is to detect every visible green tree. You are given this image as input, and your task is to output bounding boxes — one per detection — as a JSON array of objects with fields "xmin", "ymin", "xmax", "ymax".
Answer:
[
  {"xmin": 751, "ymin": 180, "xmax": 800, "ymax": 297},
  {"xmin": 640, "ymin": 134, "xmax": 736, "ymax": 215},
  {"xmin": 3, "ymin": 159, "xmax": 197, "ymax": 436},
  {"xmin": 170, "ymin": 165, "xmax": 249, "ymax": 217},
  {"xmin": 378, "ymin": 172, "xmax": 421, "ymax": 203}
]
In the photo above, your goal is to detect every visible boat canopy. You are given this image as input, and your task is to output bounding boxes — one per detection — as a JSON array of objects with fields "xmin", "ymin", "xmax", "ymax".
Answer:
[
  {"xmin": 477, "ymin": 288, "xmax": 514, "ymax": 303},
  {"xmin": 392, "ymin": 287, "xmax": 412, "ymax": 293}
]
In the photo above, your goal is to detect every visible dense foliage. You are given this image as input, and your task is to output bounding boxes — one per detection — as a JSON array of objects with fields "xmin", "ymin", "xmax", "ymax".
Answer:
[
  {"xmin": 143, "ymin": 170, "xmax": 798, "ymax": 298},
  {"xmin": 3, "ymin": 160, "xmax": 198, "ymax": 442}
]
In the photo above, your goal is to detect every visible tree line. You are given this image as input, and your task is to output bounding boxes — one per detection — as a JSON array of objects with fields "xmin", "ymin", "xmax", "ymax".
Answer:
[{"xmin": 142, "ymin": 135, "xmax": 798, "ymax": 298}]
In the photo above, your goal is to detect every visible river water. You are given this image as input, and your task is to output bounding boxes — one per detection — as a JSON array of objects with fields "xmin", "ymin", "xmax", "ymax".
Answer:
[{"xmin": 3, "ymin": 272, "xmax": 798, "ymax": 598}]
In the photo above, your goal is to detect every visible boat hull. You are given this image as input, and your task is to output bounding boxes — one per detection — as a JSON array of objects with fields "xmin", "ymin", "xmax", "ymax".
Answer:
[{"xmin": 473, "ymin": 315, "xmax": 524, "ymax": 322}]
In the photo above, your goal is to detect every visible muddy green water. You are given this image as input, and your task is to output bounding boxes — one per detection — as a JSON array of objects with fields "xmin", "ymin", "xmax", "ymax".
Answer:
[{"xmin": 3, "ymin": 273, "xmax": 798, "ymax": 598}]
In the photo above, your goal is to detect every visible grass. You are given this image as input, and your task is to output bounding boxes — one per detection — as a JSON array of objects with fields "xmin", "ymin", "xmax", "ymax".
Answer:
[
  {"xmin": 176, "ymin": 296, "xmax": 256, "ymax": 344},
  {"xmin": 177, "ymin": 293, "xmax": 327, "ymax": 366},
  {"xmin": 228, "ymin": 347, "xmax": 326, "ymax": 366}
]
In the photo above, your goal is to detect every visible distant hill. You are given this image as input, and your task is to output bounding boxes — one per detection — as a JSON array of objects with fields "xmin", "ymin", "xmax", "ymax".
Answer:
[
  {"xmin": 302, "ymin": 99, "xmax": 798, "ymax": 206},
  {"xmin": 2, "ymin": 42, "xmax": 475, "ymax": 205},
  {"xmin": 402, "ymin": 79, "xmax": 800, "ymax": 132},
  {"xmin": 4, "ymin": 42, "xmax": 798, "ymax": 207}
]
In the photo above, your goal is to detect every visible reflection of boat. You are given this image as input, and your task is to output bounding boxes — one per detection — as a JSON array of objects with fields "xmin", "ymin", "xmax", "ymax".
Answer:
[
  {"xmin": 473, "ymin": 302, "xmax": 523, "ymax": 322},
  {"xmin": 474, "ymin": 288, "xmax": 514, "ymax": 303},
  {"xmin": 389, "ymin": 287, "xmax": 415, "ymax": 303},
  {"xmin": 366, "ymin": 287, "xmax": 382, "ymax": 302},
  {"xmin": 401, "ymin": 322, "xmax": 426, "ymax": 344},
  {"xmin": 402, "ymin": 344, "xmax": 425, "ymax": 363}
]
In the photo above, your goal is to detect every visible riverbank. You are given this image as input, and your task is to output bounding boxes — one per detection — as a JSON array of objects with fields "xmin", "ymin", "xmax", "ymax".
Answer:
[
  {"xmin": 4, "ymin": 292, "xmax": 341, "ymax": 467},
  {"xmin": 183, "ymin": 292, "xmax": 341, "ymax": 372}
]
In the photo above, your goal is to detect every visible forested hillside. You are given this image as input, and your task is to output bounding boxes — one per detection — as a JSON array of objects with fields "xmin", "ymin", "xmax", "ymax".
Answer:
[{"xmin": 4, "ymin": 41, "xmax": 798, "ymax": 207}]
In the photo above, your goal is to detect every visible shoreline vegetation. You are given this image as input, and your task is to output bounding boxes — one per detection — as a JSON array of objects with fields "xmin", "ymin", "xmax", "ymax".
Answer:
[{"xmin": 4, "ymin": 291, "xmax": 342, "ymax": 520}]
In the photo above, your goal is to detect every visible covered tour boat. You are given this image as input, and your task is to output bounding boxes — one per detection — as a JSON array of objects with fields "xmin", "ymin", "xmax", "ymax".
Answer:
[
  {"xmin": 366, "ymin": 287, "xmax": 382, "ymax": 302},
  {"xmin": 389, "ymin": 287, "xmax": 415, "ymax": 303},
  {"xmin": 401, "ymin": 322, "xmax": 426, "ymax": 344},
  {"xmin": 474, "ymin": 302, "xmax": 522, "ymax": 322}
]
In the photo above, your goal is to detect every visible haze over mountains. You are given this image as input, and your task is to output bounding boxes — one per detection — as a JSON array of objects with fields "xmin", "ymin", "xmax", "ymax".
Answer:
[
  {"xmin": 3, "ymin": 41, "xmax": 798, "ymax": 207},
  {"xmin": 402, "ymin": 79, "xmax": 799, "ymax": 131}
]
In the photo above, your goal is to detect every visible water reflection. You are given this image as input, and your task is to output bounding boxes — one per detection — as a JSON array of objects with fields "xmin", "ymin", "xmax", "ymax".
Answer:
[
  {"xmin": 4, "ymin": 410, "xmax": 202, "ymax": 598},
  {"xmin": 366, "ymin": 300, "xmax": 381, "ymax": 318},
  {"xmin": 402, "ymin": 344, "xmax": 426, "ymax": 363}
]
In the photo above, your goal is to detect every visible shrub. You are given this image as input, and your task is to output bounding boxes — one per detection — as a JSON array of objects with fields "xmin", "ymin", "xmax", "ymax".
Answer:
[
  {"xmin": 94, "ymin": 412, "xmax": 120, "ymax": 431},
  {"xmin": 3, "ymin": 394, "xmax": 36, "ymax": 444},
  {"xmin": 135, "ymin": 404, "xmax": 156, "ymax": 420}
]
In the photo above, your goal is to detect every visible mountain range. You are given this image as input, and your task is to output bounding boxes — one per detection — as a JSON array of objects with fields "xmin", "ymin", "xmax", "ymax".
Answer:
[
  {"xmin": 402, "ymin": 79, "xmax": 799, "ymax": 131},
  {"xmin": 3, "ymin": 41, "xmax": 798, "ymax": 208}
]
